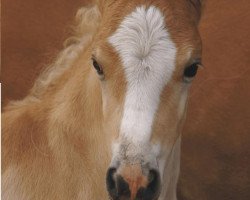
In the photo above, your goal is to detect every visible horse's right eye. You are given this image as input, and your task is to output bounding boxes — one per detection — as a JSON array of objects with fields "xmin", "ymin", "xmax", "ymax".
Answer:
[{"xmin": 92, "ymin": 58, "xmax": 103, "ymax": 75}]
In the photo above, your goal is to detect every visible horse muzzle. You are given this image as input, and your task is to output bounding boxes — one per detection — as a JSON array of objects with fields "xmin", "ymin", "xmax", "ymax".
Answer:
[{"xmin": 106, "ymin": 163, "xmax": 161, "ymax": 200}]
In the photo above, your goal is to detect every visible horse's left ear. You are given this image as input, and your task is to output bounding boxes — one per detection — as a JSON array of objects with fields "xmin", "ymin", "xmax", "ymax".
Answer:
[{"xmin": 187, "ymin": 0, "xmax": 206, "ymax": 22}]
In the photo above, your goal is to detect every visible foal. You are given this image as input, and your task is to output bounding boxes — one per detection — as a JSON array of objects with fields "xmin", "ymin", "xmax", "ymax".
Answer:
[{"xmin": 2, "ymin": 0, "xmax": 203, "ymax": 199}]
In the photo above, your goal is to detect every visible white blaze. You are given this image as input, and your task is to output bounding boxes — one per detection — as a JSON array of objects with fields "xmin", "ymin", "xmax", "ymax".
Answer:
[{"xmin": 109, "ymin": 6, "xmax": 177, "ymax": 144}]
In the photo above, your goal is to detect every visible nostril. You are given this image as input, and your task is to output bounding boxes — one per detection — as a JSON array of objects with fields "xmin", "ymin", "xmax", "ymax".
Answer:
[
  {"xmin": 148, "ymin": 170, "xmax": 156, "ymax": 183},
  {"xmin": 106, "ymin": 168, "xmax": 117, "ymax": 198},
  {"xmin": 116, "ymin": 176, "xmax": 131, "ymax": 197},
  {"xmin": 148, "ymin": 169, "xmax": 160, "ymax": 192},
  {"xmin": 136, "ymin": 169, "xmax": 161, "ymax": 200},
  {"xmin": 106, "ymin": 168, "xmax": 131, "ymax": 199},
  {"xmin": 147, "ymin": 170, "xmax": 160, "ymax": 194}
]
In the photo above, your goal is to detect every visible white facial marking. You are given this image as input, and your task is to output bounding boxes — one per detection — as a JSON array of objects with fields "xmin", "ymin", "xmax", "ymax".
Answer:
[{"xmin": 109, "ymin": 6, "xmax": 177, "ymax": 144}]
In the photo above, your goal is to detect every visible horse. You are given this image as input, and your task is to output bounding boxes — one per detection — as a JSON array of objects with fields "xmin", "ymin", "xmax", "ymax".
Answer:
[{"xmin": 2, "ymin": 0, "xmax": 204, "ymax": 199}]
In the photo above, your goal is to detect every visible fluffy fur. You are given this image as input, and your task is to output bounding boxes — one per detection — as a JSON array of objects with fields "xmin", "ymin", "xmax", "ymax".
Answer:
[{"xmin": 2, "ymin": 0, "xmax": 202, "ymax": 199}]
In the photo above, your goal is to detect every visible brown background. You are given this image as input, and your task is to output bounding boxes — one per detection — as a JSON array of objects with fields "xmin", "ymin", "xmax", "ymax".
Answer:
[{"xmin": 2, "ymin": 0, "xmax": 250, "ymax": 199}]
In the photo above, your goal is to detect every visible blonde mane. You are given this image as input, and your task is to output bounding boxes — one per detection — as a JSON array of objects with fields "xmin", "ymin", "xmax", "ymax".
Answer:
[
  {"xmin": 30, "ymin": 5, "xmax": 100, "ymax": 99},
  {"xmin": 4, "ymin": 5, "xmax": 101, "ymax": 112}
]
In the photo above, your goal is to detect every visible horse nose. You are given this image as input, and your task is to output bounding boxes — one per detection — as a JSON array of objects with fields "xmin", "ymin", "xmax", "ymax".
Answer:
[{"xmin": 106, "ymin": 164, "xmax": 161, "ymax": 200}]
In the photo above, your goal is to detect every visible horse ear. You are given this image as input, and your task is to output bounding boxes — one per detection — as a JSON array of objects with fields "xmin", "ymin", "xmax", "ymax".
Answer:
[{"xmin": 187, "ymin": 0, "xmax": 205, "ymax": 22}]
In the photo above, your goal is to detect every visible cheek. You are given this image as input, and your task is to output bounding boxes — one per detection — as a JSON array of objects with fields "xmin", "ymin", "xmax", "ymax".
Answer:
[
  {"xmin": 103, "ymin": 105, "xmax": 123, "ymax": 141},
  {"xmin": 101, "ymin": 86, "xmax": 125, "ymax": 140},
  {"xmin": 151, "ymin": 88, "xmax": 189, "ymax": 146},
  {"xmin": 151, "ymin": 106, "xmax": 179, "ymax": 146}
]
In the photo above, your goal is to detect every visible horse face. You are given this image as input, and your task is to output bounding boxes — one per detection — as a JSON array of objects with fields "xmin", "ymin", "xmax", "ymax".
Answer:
[{"xmin": 91, "ymin": 2, "xmax": 202, "ymax": 199}]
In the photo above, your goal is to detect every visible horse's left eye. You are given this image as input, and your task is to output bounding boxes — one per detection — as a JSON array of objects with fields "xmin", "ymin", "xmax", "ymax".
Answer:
[
  {"xmin": 183, "ymin": 62, "xmax": 201, "ymax": 82},
  {"xmin": 92, "ymin": 58, "xmax": 103, "ymax": 75},
  {"xmin": 184, "ymin": 63, "xmax": 199, "ymax": 78}
]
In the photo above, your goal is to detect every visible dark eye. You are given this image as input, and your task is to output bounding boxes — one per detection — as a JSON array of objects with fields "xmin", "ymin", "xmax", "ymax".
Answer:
[
  {"xmin": 184, "ymin": 63, "xmax": 199, "ymax": 78},
  {"xmin": 92, "ymin": 58, "xmax": 103, "ymax": 75},
  {"xmin": 183, "ymin": 62, "xmax": 201, "ymax": 82}
]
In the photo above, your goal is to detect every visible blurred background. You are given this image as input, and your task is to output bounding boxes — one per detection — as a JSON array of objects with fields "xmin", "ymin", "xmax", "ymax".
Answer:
[{"xmin": 2, "ymin": 0, "xmax": 250, "ymax": 199}]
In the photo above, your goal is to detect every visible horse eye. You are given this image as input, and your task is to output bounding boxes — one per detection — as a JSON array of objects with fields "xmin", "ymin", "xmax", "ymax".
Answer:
[
  {"xmin": 92, "ymin": 58, "xmax": 103, "ymax": 75},
  {"xmin": 183, "ymin": 62, "xmax": 200, "ymax": 80}
]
